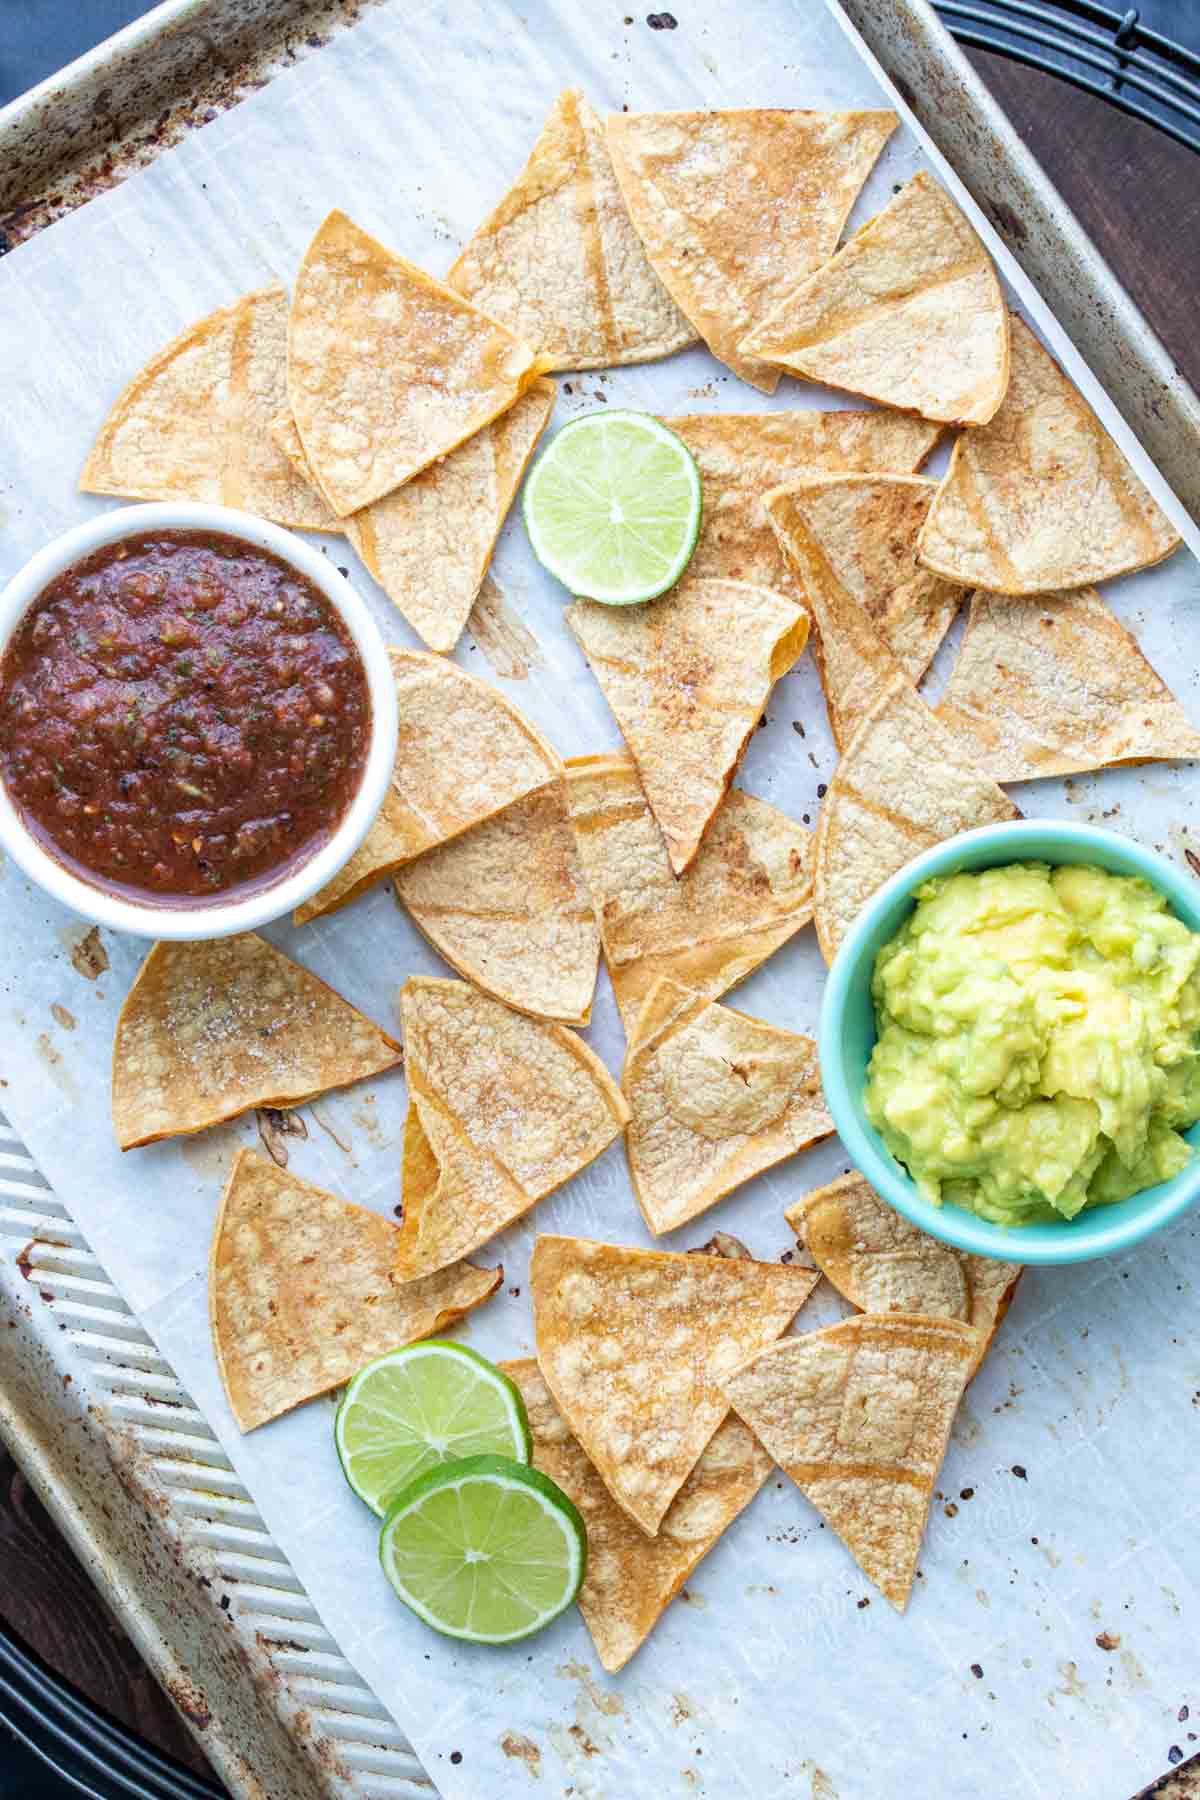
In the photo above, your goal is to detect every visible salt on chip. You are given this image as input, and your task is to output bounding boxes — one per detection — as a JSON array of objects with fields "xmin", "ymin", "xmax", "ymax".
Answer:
[
  {"xmin": 503, "ymin": 1358, "xmax": 771, "ymax": 1670},
  {"xmin": 935, "ymin": 587, "xmax": 1200, "ymax": 783},
  {"xmin": 568, "ymin": 576, "xmax": 809, "ymax": 874},
  {"xmin": 395, "ymin": 980, "xmax": 628, "ymax": 1279},
  {"xmin": 624, "ymin": 979, "xmax": 832, "ymax": 1236},
  {"xmin": 717, "ymin": 1314, "xmax": 975, "ymax": 1609},
  {"xmin": 396, "ymin": 777, "xmax": 600, "ymax": 1025},
  {"xmin": 606, "ymin": 109, "xmax": 897, "ymax": 392},
  {"xmin": 447, "ymin": 89, "xmax": 697, "ymax": 371},
  {"xmin": 112, "ymin": 935, "xmax": 402, "ymax": 1150},
  {"xmin": 288, "ymin": 209, "xmax": 544, "ymax": 516},
  {"xmin": 565, "ymin": 754, "xmax": 815, "ymax": 1033},
  {"xmin": 917, "ymin": 314, "xmax": 1180, "ymax": 593},
  {"xmin": 530, "ymin": 1233, "xmax": 818, "ymax": 1536},
  {"xmin": 741, "ymin": 172, "xmax": 1009, "ymax": 426},
  {"xmin": 80, "ymin": 285, "xmax": 333, "ymax": 529},
  {"xmin": 786, "ymin": 1175, "xmax": 1021, "ymax": 1381},
  {"xmin": 210, "ymin": 1150, "xmax": 500, "ymax": 1432}
]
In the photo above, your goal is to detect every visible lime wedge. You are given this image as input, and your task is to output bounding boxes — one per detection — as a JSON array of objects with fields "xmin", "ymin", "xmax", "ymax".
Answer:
[
  {"xmin": 379, "ymin": 1454, "xmax": 586, "ymax": 1644},
  {"xmin": 523, "ymin": 409, "xmax": 702, "ymax": 604},
  {"xmin": 335, "ymin": 1342, "xmax": 531, "ymax": 1518}
]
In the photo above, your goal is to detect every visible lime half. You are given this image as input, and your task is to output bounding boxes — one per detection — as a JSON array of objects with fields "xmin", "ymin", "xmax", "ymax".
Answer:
[
  {"xmin": 379, "ymin": 1454, "xmax": 586, "ymax": 1644},
  {"xmin": 335, "ymin": 1342, "xmax": 531, "ymax": 1518},
  {"xmin": 523, "ymin": 409, "xmax": 702, "ymax": 604}
]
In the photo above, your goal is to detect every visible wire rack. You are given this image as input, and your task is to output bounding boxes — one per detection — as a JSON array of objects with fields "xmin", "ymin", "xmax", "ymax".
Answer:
[{"xmin": 935, "ymin": 0, "xmax": 1200, "ymax": 150}]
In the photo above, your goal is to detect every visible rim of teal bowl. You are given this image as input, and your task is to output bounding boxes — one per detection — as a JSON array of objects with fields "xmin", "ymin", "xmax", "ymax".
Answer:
[{"xmin": 818, "ymin": 820, "xmax": 1200, "ymax": 1267}]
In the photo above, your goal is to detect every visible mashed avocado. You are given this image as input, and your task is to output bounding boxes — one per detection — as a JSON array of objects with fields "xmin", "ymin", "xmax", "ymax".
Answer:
[{"xmin": 864, "ymin": 862, "xmax": 1200, "ymax": 1225}]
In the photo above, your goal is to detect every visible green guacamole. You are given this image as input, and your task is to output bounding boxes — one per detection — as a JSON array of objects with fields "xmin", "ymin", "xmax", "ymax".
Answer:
[{"xmin": 864, "ymin": 862, "xmax": 1200, "ymax": 1226}]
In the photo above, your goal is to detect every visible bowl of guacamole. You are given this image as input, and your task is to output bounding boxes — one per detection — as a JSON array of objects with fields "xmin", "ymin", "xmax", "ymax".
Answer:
[{"xmin": 819, "ymin": 821, "xmax": 1200, "ymax": 1264}]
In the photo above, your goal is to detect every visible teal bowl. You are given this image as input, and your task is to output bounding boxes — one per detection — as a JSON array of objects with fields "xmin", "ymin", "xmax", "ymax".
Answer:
[{"xmin": 818, "ymin": 820, "xmax": 1200, "ymax": 1266}]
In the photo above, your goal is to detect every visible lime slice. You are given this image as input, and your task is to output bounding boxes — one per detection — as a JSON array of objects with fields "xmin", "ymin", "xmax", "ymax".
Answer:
[
  {"xmin": 523, "ymin": 409, "xmax": 702, "ymax": 604},
  {"xmin": 335, "ymin": 1342, "xmax": 531, "ymax": 1518},
  {"xmin": 379, "ymin": 1454, "xmax": 586, "ymax": 1644}
]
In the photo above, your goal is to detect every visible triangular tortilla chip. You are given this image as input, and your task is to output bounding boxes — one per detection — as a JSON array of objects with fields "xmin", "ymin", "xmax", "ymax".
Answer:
[
  {"xmin": 917, "ymin": 314, "xmax": 1180, "ymax": 593},
  {"xmin": 288, "ymin": 210, "xmax": 544, "ymax": 515},
  {"xmin": 606, "ymin": 109, "xmax": 897, "ymax": 391},
  {"xmin": 447, "ymin": 90, "xmax": 697, "ymax": 371},
  {"xmin": 395, "ymin": 980, "xmax": 628, "ymax": 1278},
  {"xmin": 625, "ymin": 980, "xmax": 832, "ymax": 1235},
  {"xmin": 295, "ymin": 651, "xmax": 559, "ymax": 924},
  {"xmin": 80, "ymin": 286, "xmax": 333, "ymax": 529},
  {"xmin": 210, "ymin": 1150, "xmax": 500, "ymax": 1431},
  {"xmin": 565, "ymin": 754, "xmax": 815, "ymax": 1032},
  {"xmin": 717, "ymin": 1314, "xmax": 975, "ymax": 1608},
  {"xmin": 531, "ymin": 1233, "xmax": 818, "ymax": 1535},
  {"xmin": 785, "ymin": 1175, "xmax": 1021, "ymax": 1381},
  {"xmin": 396, "ymin": 778, "xmax": 600, "ymax": 1025},
  {"xmin": 741, "ymin": 172, "xmax": 1009, "ymax": 426},
  {"xmin": 568, "ymin": 577, "xmax": 809, "ymax": 875},
  {"xmin": 935, "ymin": 587, "xmax": 1200, "ymax": 782},
  {"xmin": 504, "ymin": 1359, "xmax": 771, "ymax": 1670},
  {"xmin": 813, "ymin": 671, "xmax": 1019, "ymax": 963},
  {"xmin": 112, "ymin": 935, "xmax": 402, "ymax": 1150},
  {"xmin": 765, "ymin": 476, "xmax": 962, "ymax": 750}
]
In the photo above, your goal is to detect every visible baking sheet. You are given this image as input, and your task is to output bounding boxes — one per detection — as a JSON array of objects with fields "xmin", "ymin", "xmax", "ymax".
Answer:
[{"xmin": 1, "ymin": 3, "xmax": 1199, "ymax": 1795}]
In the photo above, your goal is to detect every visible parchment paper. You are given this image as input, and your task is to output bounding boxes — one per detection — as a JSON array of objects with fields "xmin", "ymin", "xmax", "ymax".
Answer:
[{"xmin": 1, "ymin": 4, "xmax": 1199, "ymax": 1796}]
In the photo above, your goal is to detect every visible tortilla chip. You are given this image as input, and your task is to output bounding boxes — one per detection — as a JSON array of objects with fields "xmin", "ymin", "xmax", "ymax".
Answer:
[
  {"xmin": 917, "ymin": 314, "xmax": 1180, "ymax": 593},
  {"xmin": 79, "ymin": 286, "xmax": 333, "ymax": 529},
  {"xmin": 741, "ymin": 172, "xmax": 1009, "ymax": 426},
  {"xmin": 210, "ymin": 1150, "xmax": 499, "ymax": 1431},
  {"xmin": 785, "ymin": 1175, "xmax": 1021, "ymax": 1381},
  {"xmin": 565, "ymin": 754, "xmax": 815, "ymax": 1032},
  {"xmin": 606, "ymin": 110, "xmax": 897, "ymax": 392},
  {"xmin": 504, "ymin": 1358, "xmax": 771, "ymax": 1670},
  {"xmin": 717, "ymin": 1314, "xmax": 975, "ymax": 1609},
  {"xmin": 395, "ymin": 979, "xmax": 628, "ymax": 1278},
  {"xmin": 112, "ymin": 935, "xmax": 401, "ymax": 1150},
  {"xmin": 624, "ymin": 980, "xmax": 832, "ymax": 1235},
  {"xmin": 531, "ymin": 1233, "xmax": 818, "ymax": 1535},
  {"xmin": 935, "ymin": 587, "xmax": 1200, "ymax": 782},
  {"xmin": 568, "ymin": 577, "xmax": 809, "ymax": 875},
  {"xmin": 295, "ymin": 650, "xmax": 558, "ymax": 924},
  {"xmin": 765, "ymin": 476, "xmax": 962, "ymax": 751},
  {"xmin": 396, "ymin": 778, "xmax": 600, "ymax": 1025},
  {"xmin": 288, "ymin": 210, "xmax": 544, "ymax": 516},
  {"xmin": 813, "ymin": 672, "xmax": 1019, "ymax": 963},
  {"xmin": 447, "ymin": 90, "xmax": 697, "ymax": 371}
]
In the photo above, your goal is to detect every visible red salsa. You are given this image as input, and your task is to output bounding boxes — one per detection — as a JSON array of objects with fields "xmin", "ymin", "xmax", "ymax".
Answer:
[{"xmin": 0, "ymin": 529, "xmax": 370, "ymax": 904}]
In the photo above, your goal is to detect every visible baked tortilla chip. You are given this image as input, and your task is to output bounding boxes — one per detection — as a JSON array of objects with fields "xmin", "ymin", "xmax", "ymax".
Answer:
[
  {"xmin": 606, "ymin": 109, "xmax": 897, "ymax": 391},
  {"xmin": 504, "ymin": 1358, "xmax": 771, "ymax": 1670},
  {"xmin": 288, "ymin": 210, "xmax": 543, "ymax": 515},
  {"xmin": 935, "ymin": 587, "xmax": 1200, "ymax": 782},
  {"xmin": 765, "ymin": 476, "xmax": 962, "ymax": 751},
  {"xmin": 568, "ymin": 576, "xmax": 809, "ymax": 874},
  {"xmin": 718, "ymin": 1314, "xmax": 975, "ymax": 1609},
  {"xmin": 80, "ymin": 286, "xmax": 333, "ymax": 529},
  {"xmin": 741, "ymin": 172, "xmax": 1009, "ymax": 426},
  {"xmin": 295, "ymin": 651, "xmax": 558, "ymax": 924},
  {"xmin": 113, "ymin": 935, "xmax": 401, "ymax": 1150},
  {"xmin": 396, "ymin": 979, "xmax": 627, "ymax": 1278},
  {"xmin": 565, "ymin": 754, "xmax": 815, "ymax": 1032},
  {"xmin": 625, "ymin": 980, "xmax": 832, "ymax": 1235},
  {"xmin": 211, "ymin": 1150, "xmax": 500, "ymax": 1432},
  {"xmin": 813, "ymin": 672, "xmax": 1019, "ymax": 963},
  {"xmin": 396, "ymin": 778, "xmax": 600, "ymax": 1025},
  {"xmin": 918, "ymin": 314, "xmax": 1180, "ymax": 593},
  {"xmin": 786, "ymin": 1175, "xmax": 1021, "ymax": 1381},
  {"xmin": 531, "ymin": 1233, "xmax": 818, "ymax": 1535},
  {"xmin": 447, "ymin": 90, "xmax": 696, "ymax": 371}
]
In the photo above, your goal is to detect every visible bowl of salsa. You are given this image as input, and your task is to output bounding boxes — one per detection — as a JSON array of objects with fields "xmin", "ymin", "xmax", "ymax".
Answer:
[{"xmin": 0, "ymin": 503, "xmax": 398, "ymax": 939}]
